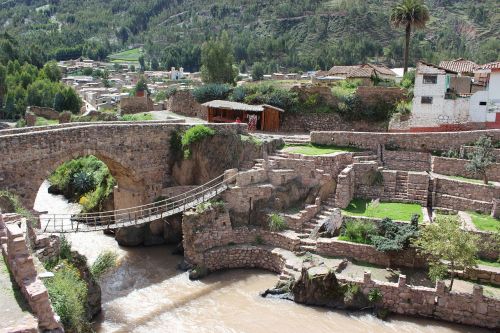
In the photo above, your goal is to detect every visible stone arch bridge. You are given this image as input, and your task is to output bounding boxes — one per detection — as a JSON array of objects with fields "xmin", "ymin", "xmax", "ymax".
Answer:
[{"xmin": 0, "ymin": 121, "xmax": 247, "ymax": 210}]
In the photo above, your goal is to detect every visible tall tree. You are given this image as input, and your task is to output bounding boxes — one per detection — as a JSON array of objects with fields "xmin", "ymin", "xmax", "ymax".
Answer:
[
  {"xmin": 466, "ymin": 135, "xmax": 495, "ymax": 184},
  {"xmin": 413, "ymin": 216, "xmax": 479, "ymax": 291},
  {"xmin": 390, "ymin": 0, "xmax": 430, "ymax": 74},
  {"xmin": 200, "ymin": 31, "xmax": 237, "ymax": 84}
]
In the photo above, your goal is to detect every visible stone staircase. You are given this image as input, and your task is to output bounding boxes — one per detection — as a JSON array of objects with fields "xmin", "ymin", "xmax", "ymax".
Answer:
[{"xmin": 394, "ymin": 171, "xmax": 409, "ymax": 201}]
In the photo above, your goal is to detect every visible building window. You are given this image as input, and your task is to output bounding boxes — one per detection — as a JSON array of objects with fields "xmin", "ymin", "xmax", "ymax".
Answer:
[
  {"xmin": 479, "ymin": 101, "xmax": 487, "ymax": 106},
  {"xmin": 421, "ymin": 96, "xmax": 433, "ymax": 104},
  {"xmin": 423, "ymin": 75, "xmax": 437, "ymax": 84}
]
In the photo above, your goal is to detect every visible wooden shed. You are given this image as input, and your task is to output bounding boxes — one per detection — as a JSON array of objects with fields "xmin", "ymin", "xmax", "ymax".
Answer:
[{"xmin": 202, "ymin": 100, "xmax": 284, "ymax": 132}]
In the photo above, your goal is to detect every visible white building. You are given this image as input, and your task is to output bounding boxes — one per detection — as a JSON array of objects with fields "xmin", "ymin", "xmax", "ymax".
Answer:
[
  {"xmin": 170, "ymin": 67, "xmax": 185, "ymax": 80},
  {"xmin": 393, "ymin": 62, "xmax": 500, "ymax": 131}
]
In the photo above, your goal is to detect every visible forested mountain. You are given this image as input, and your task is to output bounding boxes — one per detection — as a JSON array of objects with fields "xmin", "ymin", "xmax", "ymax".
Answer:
[{"xmin": 0, "ymin": 0, "xmax": 498, "ymax": 72}]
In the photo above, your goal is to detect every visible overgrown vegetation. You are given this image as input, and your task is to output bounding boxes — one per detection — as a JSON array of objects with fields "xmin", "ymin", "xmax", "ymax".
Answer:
[
  {"xmin": 370, "ymin": 216, "xmax": 419, "ymax": 252},
  {"xmin": 43, "ymin": 236, "xmax": 116, "ymax": 332},
  {"xmin": 268, "ymin": 213, "xmax": 287, "ymax": 232},
  {"xmin": 49, "ymin": 156, "xmax": 116, "ymax": 213},
  {"xmin": 413, "ymin": 215, "xmax": 479, "ymax": 291},
  {"xmin": 119, "ymin": 113, "xmax": 153, "ymax": 121},
  {"xmin": 466, "ymin": 135, "xmax": 496, "ymax": 184},
  {"xmin": 181, "ymin": 125, "xmax": 216, "ymax": 159},
  {"xmin": 195, "ymin": 199, "xmax": 225, "ymax": 214},
  {"xmin": 339, "ymin": 220, "xmax": 378, "ymax": 244},
  {"xmin": 0, "ymin": 190, "xmax": 35, "ymax": 223},
  {"xmin": 90, "ymin": 251, "xmax": 118, "ymax": 279}
]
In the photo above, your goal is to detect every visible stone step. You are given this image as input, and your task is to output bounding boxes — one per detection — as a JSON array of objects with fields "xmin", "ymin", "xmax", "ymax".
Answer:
[{"xmin": 299, "ymin": 245, "xmax": 317, "ymax": 252}]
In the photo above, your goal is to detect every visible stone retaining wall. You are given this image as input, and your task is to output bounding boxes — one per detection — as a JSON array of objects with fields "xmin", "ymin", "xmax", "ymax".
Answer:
[
  {"xmin": 0, "ymin": 214, "xmax": 62, "ymax": 331},
  {"xmin": 431, "ymin": 156, "xmax": 500, "ymax": 182},
  {"xmin": 203, "ymin": 245, "xmax": 285, "ymax": 274},
  {"xmin": 311, "ymin": 130, "xmax": 500, "ymax": 152},
  {"xmin": 280, "ymin": 113, "xmax": 387, "ymax": 133},
  {"xmin": 462, "ymin": 146, "xmax": 500, "ymax": 160},
  {"xmin": 334, "ymin": 166, "xmax": 354, "ymax": 209},
  {"xmin": 165, "ymin": 90, "xmax": 207, "ymax": 119},
  {"xmin": 432, "ymin": 178, "xmax": 499, "ymax": 214},
  {"xmin": 27, "ymin": 106, "xmax": 60, "ymax": 120},
  {"xmin": 458, "ymin": 266, "xmax": 500, "ymax": 287},
  {"xmin": 383, "ymin": 150, "xmax": 431, "ymax": 172},
  {"xmin": 119, "ymin": 96, "xmax": 154, "ymax": 114},
  {"xmin": 334, "ymin": 272, "xmax": 499, "ymax": 329},
  {"xmin": 316, "ymin": 237, "xmax": 427, "ymax": 268}
]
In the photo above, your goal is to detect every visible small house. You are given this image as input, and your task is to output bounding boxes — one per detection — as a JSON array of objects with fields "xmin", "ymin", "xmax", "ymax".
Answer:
[{"xmin": 203, "ymin": 100, "xmax": 284, "ymax": 131}]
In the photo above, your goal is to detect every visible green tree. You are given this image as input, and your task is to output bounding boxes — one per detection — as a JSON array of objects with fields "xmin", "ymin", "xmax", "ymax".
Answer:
[
  {"xmin": 0, "ymin": 64, "xmax": 6, "ymax": 113},
  {"xmin": 200, "ymin": 31, "xmax": 237, "ymax": 84},
  {"xmin": 413, "ymin": 216, "xmax": 479, "ymax": 291},
  {"xmin": 251, "ymin": 62, "xmax": 265, "ymax": 81},
  {"xmin": 133, "ymin": 76, "xmax": 149, "ymax": 95},
  {"xmin": 150, "ymin": 58, "xmax": 159, "ymax": 71},
  {"xmin": 466, "ymin": 135, "xmax": 495, "ymax": 184},
  {"xmin": 41, "ymin": 61, "xmax": 62, "ymax": 82},
  {"xmin": 138, "ymin": 55, "xmax": 145, "ymax": 72},
  {"xmin": 390, "ymin": 0, "xmax": 430, "ymax": 74},
  {"xmin": 53, "ymin": 92, "xmax": 65, "ymax": 112},
  {"xmin": 61, "ymin": 87, "xmax": 82, "ymax": 114}
]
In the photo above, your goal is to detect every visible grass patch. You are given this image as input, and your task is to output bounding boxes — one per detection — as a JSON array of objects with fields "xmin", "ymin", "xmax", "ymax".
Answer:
[
  {"xmin": 477, "ymin": 259, "xmax": 500, "ymax": 268},
  {"xmin": 108, "ymin": 48, "xmax": 142, "ymax": 63},
  {"xmin": 284, "ymin": 143, "xmax": 361, "ymax": 156},
  {"xmin": 90, "ymin": 251, "xmax": 118, "ymax": 279},
  {"xmin": 469, "ymin": 211, "xmax": 499, "ymax": 232},
  {"xmin": 240, "ymin": 134, "xmax": 263, "ymax": 146},
  {"xmin": 339, "ymin": 220, "xmax": 377, "ymax": 244},
  {"xmin": 268, "ymin": 213, "xmax": 287, "ymax": 232},
  {"xmin": 181, "ymin": 125, "xmax": 215, "ymax": 158},
  {"xmin": 445, "ymin": 175, "xmax": 492, "ymax": 185},
  {"xmin": 342, "ymin": 198, "xmax": 423, "ymax": 222},
  {"xmin": 35, "ymin": 117, "xmax": 59, "ymax": 126},
  {"xmin": 119, "ymin": 113, "xmax": 153, "ymax": 121}
]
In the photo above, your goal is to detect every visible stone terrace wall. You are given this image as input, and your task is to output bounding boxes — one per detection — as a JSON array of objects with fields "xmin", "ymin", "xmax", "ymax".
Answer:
[
  {"xmin": 334, "ymin": 166, "xmax": 354, "ymax": 209},
  {"xmin": 120, "ymin": 96, "xmax": 154, "ymax": 114},
  {"xmin": 26, "ymin": 106, "xmax": 59, "ymax": 120},
  {"xmin": 383, "ymin": 150, "xmax": 431, "ymax": 172},
  {"xmin": 311, "ymin": 129, "xmax": 500, "ymax": 152},
  {"xmin": 333, "ymin": 272, "xmax": 499, "ymax": 329},
  {"xmin": 281, "ymin": 113, "xmax": 387, "ymax": 133},
  {"xmin": 356, "ymin": 86, "xmax": 407, "ymax": 106},
  {"xmin": 0, "ymin": 122, "xmax": 247, "ymax": 208},
  {"xmin": 432, "ymin": 177, "xmax": 499, "ymax": 214},
  {"xmin": 165, "ymin": 90, "xmax": 207, "ymax": 120},
  {"xmin": 316, "ymin": 238, "xmax": 427, "ymax": 268},
  {"xmin": 431, "ymin": 156, "xmax": 500, "ymax": 182},
  {"xmin": 0, "ymin": 214, "xmax": 62, "ymax": 331},
  {"xmin": 203, "ymin": 245, "xmax": 285, "ymax": 274}
]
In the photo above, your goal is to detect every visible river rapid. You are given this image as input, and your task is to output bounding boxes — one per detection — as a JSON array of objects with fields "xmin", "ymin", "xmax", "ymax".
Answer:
[{"xmin": 34, "ymin": 181, "xmax": 489, "ymax": 333}]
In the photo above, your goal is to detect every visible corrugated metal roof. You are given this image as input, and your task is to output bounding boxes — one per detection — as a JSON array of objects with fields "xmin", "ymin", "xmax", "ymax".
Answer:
[
  {"xmin": 438, "ymin": 59, "xmax": 478, "ymax": 73},
  {"xmin": 202, "ymin": 100, "xmax": 284, "ymax": 112},
  {"xmin": 203, "ymin": 100, "xmax": 264, "ymax": 111}
]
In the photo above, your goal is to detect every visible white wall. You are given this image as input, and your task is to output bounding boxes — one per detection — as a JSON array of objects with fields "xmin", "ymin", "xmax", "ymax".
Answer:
[
  {"xmin": 469, "ymin": 90, "xmax": 489, "ymax": 122},
  {"xmin": 489, "ymin": 72, "xmax": 500, "ymax": 102}
]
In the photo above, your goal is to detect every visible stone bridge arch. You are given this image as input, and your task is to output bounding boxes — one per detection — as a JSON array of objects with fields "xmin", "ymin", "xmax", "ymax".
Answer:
[{"xmin": 36, "ymin": 148, "xmax": 147, "ymax": 211}]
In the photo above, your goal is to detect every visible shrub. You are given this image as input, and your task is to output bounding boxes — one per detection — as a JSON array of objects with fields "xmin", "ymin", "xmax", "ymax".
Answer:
[
  {"xmin": 0, "ymin": 190, "xmax": 35, "ymax": 223},
  {"xmin": 394, "ymin": 100, "xmax": 411, "ymax": 116},
  {"xmin": 368, "ymin": 288, "xmax": 383, "ymax": 303},
  {"xmin": 339, "ymin": 220, "xmax": 378, "ymax": 244},
  {"xmin": 181, "ymin": 125, "xmax": 215, "ymax": 158},
  {"xmin": 370, "ymin": 217, "xmax": 419, "ymax": 252},
  {"xmin": 119, "ymin": 113, "xmax": 153, "ymax": 121},
  {"xmin": 91, "ymin": 251, "xmax": 118, "ymax": 279},
  {"xmin": 268, "ymin": 213, "xmax": 287, "ymax": 232},
  {"xmin": 192, "ymin": 83, "xmax": 232, "ymax": 103},
  {"xmin": 44, "ymin": 262, "xmax": 88, "ymax": 332}
]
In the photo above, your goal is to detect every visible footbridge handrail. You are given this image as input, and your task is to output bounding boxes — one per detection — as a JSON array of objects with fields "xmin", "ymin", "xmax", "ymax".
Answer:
[{"xmin": 40, "ymin": 173, "xmax": 236, "ymax": 233}]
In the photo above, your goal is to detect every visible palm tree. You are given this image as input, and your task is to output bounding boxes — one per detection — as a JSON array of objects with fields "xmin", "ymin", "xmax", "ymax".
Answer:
[{"xmin": 390, "ymin": 0, "xmax": 430, "ymax": 74}]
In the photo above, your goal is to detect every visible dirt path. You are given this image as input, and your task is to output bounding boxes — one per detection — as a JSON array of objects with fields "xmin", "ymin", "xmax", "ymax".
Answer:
[{"xmin": 0, "ymin": 256, "xmax": 37, "ymax": 331}]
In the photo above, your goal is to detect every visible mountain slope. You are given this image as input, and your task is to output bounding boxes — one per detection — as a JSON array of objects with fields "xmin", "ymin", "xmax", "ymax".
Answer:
[{"xmin": 0, "ymin": 0, "xmax": 498, "ymax": 70}]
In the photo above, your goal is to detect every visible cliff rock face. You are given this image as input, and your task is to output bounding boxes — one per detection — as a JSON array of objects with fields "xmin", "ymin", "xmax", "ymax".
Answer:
[
  {"xmin": 70, "ymin": 251, "xmax": 102, "ymax": 319},
  {"xmin": 171, "ymin": 133, "xmax": 282, "ymax": 186}
]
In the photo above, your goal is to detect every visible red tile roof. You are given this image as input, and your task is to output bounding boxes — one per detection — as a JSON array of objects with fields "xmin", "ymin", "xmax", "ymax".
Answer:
[
  {"xmin": 438, "ymin": 58, "xmax": 478, "ymax": 74},
  {"xmin": 327, "ymin": 64, "xmax": 396, "ymax": 78},
  {"xmin": 478, "ymin": 62, "xmax": 500, "ymax": 70}
]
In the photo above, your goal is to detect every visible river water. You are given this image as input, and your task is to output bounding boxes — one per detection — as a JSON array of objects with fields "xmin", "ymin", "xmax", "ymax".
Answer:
[{"xmin": 34, "ymin": 181, "xmax": 489, "ymax": 333}]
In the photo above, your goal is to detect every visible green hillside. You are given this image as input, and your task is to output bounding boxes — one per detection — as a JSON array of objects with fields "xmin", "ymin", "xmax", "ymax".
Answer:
[{"xmin": 0, "ymin": 0, "xmax": 498, "ymax": 71}]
